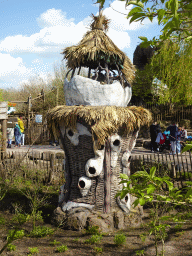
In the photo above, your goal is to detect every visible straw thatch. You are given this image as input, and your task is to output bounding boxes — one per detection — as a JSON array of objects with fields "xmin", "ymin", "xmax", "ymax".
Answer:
[
  {"xmin": 47, "ymin": 105, "xmax": 152, "ymax": 146},
  {"xmin": 62, "ymin": 12, "xmax": 135, "ymax": 86}
]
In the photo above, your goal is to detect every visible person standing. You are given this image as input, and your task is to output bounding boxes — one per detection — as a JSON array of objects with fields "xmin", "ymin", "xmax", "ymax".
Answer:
[
  {"xmin": 7, "ymin": 127, "xmax": 14, "ymax": 148},
  {"xmin": 166, "ymin": 121, "xmax": 178, "ymax": 155},
  {"xmin": 150, "ymin": 121, "xmax": 159, "ymax": 152},
  {"xmin": 14, "ymin": 123, "xmax": 21, "ymax": 147},
  {"xmin": 181, "ymin": 126, "xmax": 187, "ymax": 141},
  {"xmin": 18, "ymin": 116, "xmax": 25, "ymax": 146},
  {"xmin": 176, "ymin": 127, "xmax": 182, "ymax": 154}
]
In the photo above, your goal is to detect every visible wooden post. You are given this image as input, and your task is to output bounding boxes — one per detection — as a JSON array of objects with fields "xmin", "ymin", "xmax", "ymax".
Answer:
[
  {"xmin": 88, "ymin": 68, "xmax": 91, "ymax": 78},
  {"xmin": 105, "ymin": 63, "xmax": 109, "ymax": 84},
  {"xmin": 41, "ymin": 89, "xmax": 45, "ymax": 143},
  {"xmin": 104, "ymin": 139, "xmax": 111, "ymax": 214},
  {"xmin": 0, "ymin": 102, "xmax": 8, "ymax": 159},
  {"xmin": 49, "ymin": 153, "xmax": 55, "ymax": 183},
  {"xmin": 2, "ymin": 119, "xmax": 7, "ymax": 156},
  {"xmin": 28, "ymin": 95, "xmax": 32, "ymax": 144}
]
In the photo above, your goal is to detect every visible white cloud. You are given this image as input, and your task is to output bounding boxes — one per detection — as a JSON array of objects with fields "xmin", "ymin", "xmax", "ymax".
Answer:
[
  {"xmin": 0, "ymin": 5, "xmax": 138, "ymax": 57},
  {"xmin": 0, "ymin": 53, "xmax": 31, "ymax": 77},
  {"xmin": 103, "ymin": 0, "xmax": 156, "ymax": 31},
  {"xmin": 0, "ymin": 4, "xmax": 157, "ymax": 58},
  {"xmin": 0, "ymin": 3, "xmax": 158, "ymax": 88},
  {"xmin": 0, "ymin": 53, "xmax": 50, "ymax": 88},
  {"xmin": 108, "ymin": 28, "xmax": 130, "ymax": 49},
  {"xmin": 37, "ymin": 8, "xmax": 75, "ymax": 28}
]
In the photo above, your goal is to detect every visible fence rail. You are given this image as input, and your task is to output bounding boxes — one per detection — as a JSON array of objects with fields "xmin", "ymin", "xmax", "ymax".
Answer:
[
  {"xmin": 0, "ymin": 151, "xmax": 192, "ymax": 188},
  {"xmin": 0, "ymin": 151, "xmax": 64, "ymax": 184}
]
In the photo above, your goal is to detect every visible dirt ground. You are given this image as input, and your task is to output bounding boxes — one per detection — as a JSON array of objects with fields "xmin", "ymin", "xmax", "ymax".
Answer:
[{"xmin": 1, "ymin": 209, "xmax": 192, "ymax": 256}]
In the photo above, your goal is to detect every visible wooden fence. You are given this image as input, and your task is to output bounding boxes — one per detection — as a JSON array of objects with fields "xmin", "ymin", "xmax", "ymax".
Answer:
[
  {"xmin": 132, "ymin": 103, "xmax": 192, "ymax": 124},
  {"xmin": 0, "ymin": 151, "xmax": 64, "ymax": 184},
  {"xmin": 131, "ymin": 152, "xmax": 192, "ymax": 189},
  {"xmin": 0, "ymin": 151, "xmax": 192, "ymax": 188}
]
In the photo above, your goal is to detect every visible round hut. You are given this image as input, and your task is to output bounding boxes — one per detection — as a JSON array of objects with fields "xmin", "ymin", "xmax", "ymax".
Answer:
[
  {"xmin": 48, "ymin": 12, "xmax": 152, "ymax": 231},
  {"xmin": 63, "ymin": 12, "xmax": 135, "ymax": 86}
]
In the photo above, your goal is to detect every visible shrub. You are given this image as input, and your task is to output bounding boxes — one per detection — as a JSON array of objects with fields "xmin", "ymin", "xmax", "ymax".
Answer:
[
  {"xmin": 7, "ymin": 229, "xmax": 25, "ymax": 241},
  {"xmin": 28, "ymin": 247, "xmax": 39, "ymax": 254},
  {"xmin": 55, "ymin": 245, "xmax": 68, "ymax": 252},
  {"xmin": 7, "ymin": 244, "xmax": 16, "ymax": 251},
  {"xmin": 86, "ymin": 226, "xmax": 100, "ymax": 235},
  {"xmin": 49, "ymin": 239, "xmax": 61, "ymax": 246},
  {"xmin": 114, "ymin": 234, "xmax": 126, "ymax": 246},
  {"xmin": 94, "ymin": 247, "xmax": 103, "ymax": 253},
  {"xmin": 29, "ymin": 226, "xmax": 54, "ymax": 238},
  {"xmin": 85, "ymin": 235, "xmax": 102, "ymax": 244}
]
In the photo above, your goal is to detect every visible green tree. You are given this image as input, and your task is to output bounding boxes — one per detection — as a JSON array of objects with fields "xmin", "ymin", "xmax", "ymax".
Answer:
[
  {"xmin": 97, "ymin": 0, "xmax": 192, "ymax": 43},
  {"xmin": 132, "ymin": 63, "xmax": 155, "ymax": 103},
  {"xmin": 151, "ymin": 40, "xmax": 192, "ymax": 105}
]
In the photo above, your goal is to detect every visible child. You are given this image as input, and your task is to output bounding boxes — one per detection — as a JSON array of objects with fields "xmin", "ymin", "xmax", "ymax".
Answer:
[{"xmin": 155, "ymin": 130, "xmax": 166, "ymax": 152}]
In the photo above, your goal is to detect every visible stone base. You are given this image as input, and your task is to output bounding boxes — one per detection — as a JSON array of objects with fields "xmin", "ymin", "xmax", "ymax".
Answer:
[{"xmin": 52, "ymin": 206, "xmax": 143, "ymax": 232}]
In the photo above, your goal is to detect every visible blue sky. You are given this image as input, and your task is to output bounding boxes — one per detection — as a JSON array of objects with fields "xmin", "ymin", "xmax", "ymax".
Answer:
[{"xmin": 0, "ymin": 0, "xmax": 162, "ymax": 89}]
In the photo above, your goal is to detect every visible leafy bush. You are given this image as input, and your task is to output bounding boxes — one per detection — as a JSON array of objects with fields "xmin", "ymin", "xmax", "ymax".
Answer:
[
  {"xmin": 49, "ymin": 239, "xmax": 61, "ymax": 246},
  {"xmin": 94, "ymin": 247, "xmax": 103, "ymax": 253},
  {"xmin": 7, "ymin": 244, "xmax": 16, "ymax": 251},
  {"xmin": 86, "ymin": 226, "xmax": 100, "ymax": 235},
  {"xmin": 85, "ymin": 235, "xmax": 103, "ymax": 244},
  {"xmin": 55, "ymin": 245, "xmax": 68, "ymax": 252},
  {"xmin": 114, "ymin": 234, "xmax": 126, "ymax": 246},
  {"xmin": 7, "ymin": 229, "xmax": 25, "ymax": 241},
  {"xmin": 28, "ymin": 247, "xmax": 39, "ymax": 254},
  {"xmin": 136, "ymin": 249, "xmax": 145, "ymax": 256},
  {"xmin": 29, "ymin": 226, "xmax": 54, "ymax": 238}
]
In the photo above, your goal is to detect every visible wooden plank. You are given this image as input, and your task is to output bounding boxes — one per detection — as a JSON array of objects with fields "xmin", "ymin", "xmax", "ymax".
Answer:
[
  {"xmin": 0, "ymin": 114, "xmax": 8, "ymax": 120},
  {"xmin": 104, "ymin": 139, "xmax": 111, "ymax": 214},
  {"xmin": 0, "ymin": 102, "xmax": 8, "ymax": 108}
]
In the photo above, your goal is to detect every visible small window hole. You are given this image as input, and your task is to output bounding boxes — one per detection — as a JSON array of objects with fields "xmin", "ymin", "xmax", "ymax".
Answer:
[
  {"xmin": 89, "ymin": 167, "xmax": 96, "ymax": 175},
  {"xmin": 79, "ymin": 180, "xmax": 85, "ymax": 189},
  {"xmin": 68, "ymin": 130, "xmax": 74, "ymax": 137},
  {"xmin": 113, "ymin": 139, "xmax": 120, "ymax": 146}
]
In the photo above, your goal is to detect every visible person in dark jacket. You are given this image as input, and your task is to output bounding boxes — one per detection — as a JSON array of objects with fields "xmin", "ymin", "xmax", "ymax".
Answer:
[
  {"xmin": 166, "ymin": 121, "xmax": 178, "ymax": 154},
  {"xmin": 14, "ymin": 123, "xmax": 21, "ymax": 147},
  {"xmin": 150, "ymin": 122, "xmax": 160, "ymax": 152}
]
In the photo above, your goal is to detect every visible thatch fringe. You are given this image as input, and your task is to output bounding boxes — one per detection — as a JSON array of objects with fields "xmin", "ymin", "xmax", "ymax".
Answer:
[
  {"xmin": 47, "ymin": 105, "xmax": 152, "ymax": 146},
  {"xmin": 62, "ymin": 13, "xmax": 135, "ymax": 85}
]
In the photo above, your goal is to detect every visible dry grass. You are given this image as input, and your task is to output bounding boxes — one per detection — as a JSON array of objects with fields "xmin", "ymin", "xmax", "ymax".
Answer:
[{"xmin": 47, "ymin": 105, "xmax": 152, "ymax": 146}]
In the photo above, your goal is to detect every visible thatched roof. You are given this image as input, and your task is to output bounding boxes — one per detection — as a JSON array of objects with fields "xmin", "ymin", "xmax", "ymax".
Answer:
[
  {"xmin": 47, "ymin": 105, "xmax": 152, "ymax": 146},
  {"xmin": 62, "ymin": 12, "xmax": 135, "ymax": 85}
]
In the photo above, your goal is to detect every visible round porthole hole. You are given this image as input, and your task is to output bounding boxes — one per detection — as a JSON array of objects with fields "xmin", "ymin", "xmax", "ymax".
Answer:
[
  {"xmin": 68, "ymin": 130, "xmax": 74, "ymax": 137},
  {"xmin": 89, "ymin": 167, "xmax": 96, "ymax": 175},
  {"xmin": 113, "ymin": 139, "xmax": 120, "ymax": 146},
  {"xmin": 79, "ymin": 180, "xmax": 85, "ymax": 189}
]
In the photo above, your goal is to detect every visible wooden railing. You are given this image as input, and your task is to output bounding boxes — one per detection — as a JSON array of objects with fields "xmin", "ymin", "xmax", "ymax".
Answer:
[{"xmin": 0, "ymin": 150, "xmax": 192, "ymax": 188}]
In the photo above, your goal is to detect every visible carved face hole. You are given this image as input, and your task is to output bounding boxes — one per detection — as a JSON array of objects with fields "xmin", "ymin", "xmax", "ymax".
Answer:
[
  {"xmin": 113, "ymin": 139, "xmax": 120, "ymax": 146},
  {"xmin": 89, "ymin": 167, "xmax": 96, "ymax": 175},
  {"xmin": 79, "ymin": 180, "xmax": 85, "ymax": 189},
  {"xmin": 128, "ymin": 156, "xmax": 131, "ymax": 162},
  {"xmin": 125, "ymin": 196, "xmax": 128, "ymax": 203},
  {"xmin": 68, "ymin": 130, "xmax": 74, "ymax": 137},
  {"xmin": 98, "ymin": 145, "xmax": 104, "ymax": 150}
]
